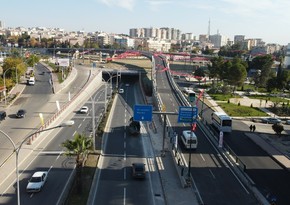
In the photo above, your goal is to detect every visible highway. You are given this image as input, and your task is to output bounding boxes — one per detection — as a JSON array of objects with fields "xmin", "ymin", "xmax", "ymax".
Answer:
[
  {"xmin": 0, "ymin": 63, "xmax": 103, "ymax": 204},
  {"xmin": 1, "ymin": 52, "xmax": 290, "ymax": 205},
  {"xmin": 91, "ymin": 79, "xmax": 164, "ymax": 204},
  {"xmin": 154, "ymin": 55, "xmax": 259, "ymax": 205},
  {"xmin": 174, "ymin": 65, "xmax": 290, "ymax": 204}
]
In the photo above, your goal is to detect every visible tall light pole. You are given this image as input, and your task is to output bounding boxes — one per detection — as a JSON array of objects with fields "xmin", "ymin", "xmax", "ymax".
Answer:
[{"xmin": 0, "ymin": 120, "xmax": 74, "ymax": 205}]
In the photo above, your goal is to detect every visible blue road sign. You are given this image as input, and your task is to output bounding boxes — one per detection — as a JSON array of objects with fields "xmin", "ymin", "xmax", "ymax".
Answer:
[
  {"xmin": 133, "ymin": 105, "xmax": 153, "ymax": 122},
  {"xmin": 178, "ymin": 106, "xmax": 198, "ymax": 123}
]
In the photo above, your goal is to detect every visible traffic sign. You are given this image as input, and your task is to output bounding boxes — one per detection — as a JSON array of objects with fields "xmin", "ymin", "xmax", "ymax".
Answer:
[
  {"xmin": 133, "ymin": 105, "xmax": 153, "ymax": 122},
  {"xmin": 177, "ymin": 106, "xmax": 198, "ymax": 123}
]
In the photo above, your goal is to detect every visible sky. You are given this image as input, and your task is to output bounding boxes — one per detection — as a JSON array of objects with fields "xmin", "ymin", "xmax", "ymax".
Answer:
[{"xmin": 1, "ymin": 0, "xmax": 289, "ymax": 45}]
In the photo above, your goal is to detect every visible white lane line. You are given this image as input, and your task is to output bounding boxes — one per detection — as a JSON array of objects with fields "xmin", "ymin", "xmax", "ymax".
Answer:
[
  {"xmin": 124, "ymin": 167, "xmax": 126, "ymax": 180},
  {"xmin": 200, "ymin": 153, "xmax": 205, "ymax": 161},
  {"xmin": 123, "ymin": 187, "xmax": 126, "ymax": 205},
  {"xmin": 209, "ymin": 169, "xmax": 216, "ymax": 179},
  {"xmin": 124, "ymin": 141, "xmax": 126, "ymax": 149}
]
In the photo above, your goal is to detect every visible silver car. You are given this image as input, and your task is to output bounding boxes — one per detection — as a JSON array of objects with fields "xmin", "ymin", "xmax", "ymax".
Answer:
[{"xmin": 261, "ymin": 117, "xmax": 281, "ymax": 124}]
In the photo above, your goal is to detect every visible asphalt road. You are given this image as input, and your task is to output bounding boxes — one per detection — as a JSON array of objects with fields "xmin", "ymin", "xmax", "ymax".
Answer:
[
  {"xmin": 155, "ymin": 56, "xmax": 258, "ymax": 205},
  {"xmin": 0, "ymin": 63, "xmax": 102, "ymax": 204},
  {"xmin": 176, "ymin": 70, "xmax": 290, "ymax": 205},
  {"xmin": 92, "ymin": 81, "xmax": 164, "ymax": 205}
]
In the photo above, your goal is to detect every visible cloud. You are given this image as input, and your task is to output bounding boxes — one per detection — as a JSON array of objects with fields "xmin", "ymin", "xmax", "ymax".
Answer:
[
  {"xmin": 99, "ymin": 0, "xmax": 135, "ymax": 11},
  {"xmin": 146, "ymin": 0, "xmax": 172, "ymax": 6},
  {"xmin": 145, "ymin": 0, "xmax": 173, "ymax": 11}
]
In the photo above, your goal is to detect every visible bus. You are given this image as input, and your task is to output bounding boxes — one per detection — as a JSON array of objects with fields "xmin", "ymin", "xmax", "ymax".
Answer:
[
  {"xmin": 183, "ymin": 88, "xmax": 196, "ymax": 103},
  {"xmin": 181, "ymin": 130, "xmax": 198, "ymax": 149},
  {"xmin": 211, "ymin": 112, "xmax": 232, "ymax": 133}
]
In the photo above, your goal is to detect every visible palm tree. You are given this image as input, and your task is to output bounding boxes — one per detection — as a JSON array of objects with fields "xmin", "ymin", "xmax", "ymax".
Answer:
[{"xmin": 62, "ymin": 132, "xmax": 93, "ymax": 194}]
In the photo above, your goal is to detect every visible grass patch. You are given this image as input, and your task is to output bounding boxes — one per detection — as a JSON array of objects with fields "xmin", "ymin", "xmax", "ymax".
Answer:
[
  {"xmin": 210, "ymin": 93, "xmax": 236, "ymax": 101},
  {"xmin": 218, "ymin": 102, "xmax": 268, "ymax": 117},
  {"xmin": 249, "ymin": 95, "xmax": 290, "ymax": 104}
]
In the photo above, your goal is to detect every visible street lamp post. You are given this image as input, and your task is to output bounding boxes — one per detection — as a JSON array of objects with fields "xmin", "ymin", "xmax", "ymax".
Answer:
[{"xmin": 0, "ymin": 120, "xmax": 74, "ymax": 205}]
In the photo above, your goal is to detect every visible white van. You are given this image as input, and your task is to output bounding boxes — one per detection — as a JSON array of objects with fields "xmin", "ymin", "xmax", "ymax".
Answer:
[{"xmin": 181, "ymin": 130, "xmax": 198, "ymax": 149}]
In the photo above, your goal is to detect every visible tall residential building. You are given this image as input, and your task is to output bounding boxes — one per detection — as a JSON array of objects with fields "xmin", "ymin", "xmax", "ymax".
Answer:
[
  {"xmin": 234, "ymin": 35, "xmax": 245, "ymax": 44},
  {"xmin": 199, "ymin": 34, "xmax": 209, "ymax": 43},
  {"xmin": 209, "ymin": 33, "xmax": 228, "ymax": 48},
  {"xmin": 181, "ymin": 33, "xmax": 194, "ymax": 41},
  {"xmin": 284, "ymin": 43, "xmax": 290, "ymax": 69},
  {"xmin": 130, "ymin": 27, "xmax": 181, "ymax": 40},
  {"xmin": 129, "ymin": 28, "xmax": 144, "ymax": 38}
]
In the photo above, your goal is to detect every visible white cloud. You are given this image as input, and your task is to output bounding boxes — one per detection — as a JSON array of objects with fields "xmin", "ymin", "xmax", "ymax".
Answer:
[
  {"xmin": 99, "ymin": 0, "xmax": 135, "ymax": 11},
  {"xmin": 146, "ymin": 0, "xmax": 172, "ymax": 6},
  {"xmin": 145, "ymin": 0, "xmax": 173, "ymax": 11}
]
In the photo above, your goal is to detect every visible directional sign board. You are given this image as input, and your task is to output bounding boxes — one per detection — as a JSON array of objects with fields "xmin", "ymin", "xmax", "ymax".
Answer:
[
  {"xmin": 178, "ymin": 106, "xmax": 198, "ymax": 123},
  {"xmin": 133, "ymin": 105, "xmax": 153, "ymax": 122}
]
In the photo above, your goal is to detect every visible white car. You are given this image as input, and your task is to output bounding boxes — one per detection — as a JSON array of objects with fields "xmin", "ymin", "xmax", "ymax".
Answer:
[
  {"xmin": 79, "ymin": 106, "xmax": 89, "ymax": 113},
  {"xmin": 26, "ymin": 171, "xmax": 48, "ymax": 193},
  {"xmin": 119, "ymin": 89, "xmax": 124, "ymax": 94}
]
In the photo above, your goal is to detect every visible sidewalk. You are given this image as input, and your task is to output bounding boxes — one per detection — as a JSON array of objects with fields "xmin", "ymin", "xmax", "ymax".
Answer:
[{"xmin": 148, "ymin": 114, "xmax": 199, "ymax": 205}]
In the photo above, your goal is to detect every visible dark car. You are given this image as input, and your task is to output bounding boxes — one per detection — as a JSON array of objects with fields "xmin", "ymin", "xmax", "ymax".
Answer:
[
  {"xmin": 16, "ymin": 109, "xmax": 26, "ymax": 118},
  {"xmin": 132, "ymin": 163, "xmax": 145, "ymax": 179},
  {"xmin": 0, "ymin": 111, "xmax": 6, "ymax": 121}
]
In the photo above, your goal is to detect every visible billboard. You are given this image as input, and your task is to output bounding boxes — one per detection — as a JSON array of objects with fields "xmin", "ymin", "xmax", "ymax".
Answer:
[{"xmin": 56, "ymin": 58, "xmax": 69, "ymax": 67}]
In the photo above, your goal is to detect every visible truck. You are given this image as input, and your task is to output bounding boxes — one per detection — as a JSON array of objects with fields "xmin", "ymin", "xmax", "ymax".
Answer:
[{"xmin": 128, "ymin": 117, "xmax": 141, "ymax": 136}]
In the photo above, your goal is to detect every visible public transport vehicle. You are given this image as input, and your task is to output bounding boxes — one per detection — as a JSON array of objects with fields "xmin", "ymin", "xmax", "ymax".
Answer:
[
  {"xmin": 180, "ymin": 130, "xmax": 198, "ymax": 149},
  {"xmin": 211, "ymin": 112, "xmax": 232, "ymax": 133},
  {"xmin": 183, "ymin": 88, "xmax": 196, "ymax": 103}
]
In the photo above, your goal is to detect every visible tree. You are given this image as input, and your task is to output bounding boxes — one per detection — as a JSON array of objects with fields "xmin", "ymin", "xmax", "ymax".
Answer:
[
  {"xmin": 26, "ymin": 54, "xmax": 40, "ymax": 67},
  {"xmin": 207, "ymin": 56, "xmax": 224, "ymax": 85},
  {"xmin": 2, "ymin": 57, "xmax": 26, "ymax": 87},
  {"xmin": 249, "ymin": 55, "xmax": 274, "ymax": 88},
  {"xmin": 227, "ymin": 62, "xmax": 247, "ymax": 90},
  {"xmin": 272, "ymin": 123, "xmax": 284, "ymax": 136},
  {"xmin": 62, "ymin": 133, "xmax": 93, "ymax": 194}
]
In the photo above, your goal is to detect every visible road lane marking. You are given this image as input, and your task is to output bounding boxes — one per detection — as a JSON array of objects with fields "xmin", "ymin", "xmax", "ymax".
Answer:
[
  {"xmin": 209, "ymin": 169, "xmax": 216, "ymax": 179},
  {"xmin": 200, "ymin": 153, "xmax": 205, "ymax": 161}
]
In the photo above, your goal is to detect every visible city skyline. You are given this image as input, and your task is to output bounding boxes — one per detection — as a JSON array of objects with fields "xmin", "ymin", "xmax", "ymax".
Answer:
[{"xmin": 1, "ymin": 0, "xmax": 289, "ymax": 45}]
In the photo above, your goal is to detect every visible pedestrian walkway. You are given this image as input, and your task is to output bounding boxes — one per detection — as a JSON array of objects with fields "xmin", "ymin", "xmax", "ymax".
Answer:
[{"xmin": 148, "ymin": 114, "xmax": 199, "ymax": 205}]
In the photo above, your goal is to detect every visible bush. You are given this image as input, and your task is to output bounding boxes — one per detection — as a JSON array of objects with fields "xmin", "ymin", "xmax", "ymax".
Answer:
[{"xmin": 272, "ymin": 123, "xmax": 284, "ymax": 135}]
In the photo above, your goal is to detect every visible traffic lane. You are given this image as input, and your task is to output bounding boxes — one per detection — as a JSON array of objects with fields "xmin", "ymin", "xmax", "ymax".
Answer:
[
  {"xmin": 187, "ymin": 127, "xmax": 258, "ymax": 205},
  {"xmin": 214, "ymin": 117, "xmax": 290, "ymax": 205},
  {"xmin": 95, "ymin": 98, "xmax": 153, "ymax": 205},
  {"xmin": 197, "ymin": 101, "xmax": 290, "ymax": 204},
  {"xmin": 22, "ymin": 64, "xmax": 53, "ymax": 95},
  {"xmin": 18, "ymin": 153, "xmax": 75, "ymax": 205},
  {"xmin": 227, "ymin": 123, "xmax": 290, "ymax": 205},
  {"xmin": 0, "ymin": 124, "xmax": 76, "ymax": 205},
  {"xmin": 163, "ymin": 99, "xmax": 258, "ymax": 204},
  {"xmin": 96, "ymin": 155, "xmax": 153, "ymax": 205},
  {"xmin": 57, "ymin": 64, "xmax": 93, "ymax": 95}
]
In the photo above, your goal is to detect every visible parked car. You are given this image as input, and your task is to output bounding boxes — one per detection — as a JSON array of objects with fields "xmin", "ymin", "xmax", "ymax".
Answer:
[
  {"xmin": 16, "ymin": 109, "xmax": 26, "ymax": 118},
  {"xmin": 132, "ymin": 163, "xmax": 145, "ymax": 179},
  {"xmin": 261, "ymin": 117, "xmax": 281, "ymax": 124},
  {"xmin": 79, "ymin": 106, "xmax": 89, "ymax": 114},
  {"xmin": 119, "ymin": 89, "xmax": 124, "ymax": 94},
  {"xmin": 285, "ymin": 120, "xmax": 290, "ymax": 125},
  {"xmin": 0, "ymin": 111, "xmax": 7, "ymax": 121},
  {"xmin": 26, "ymin": 171, "xmax": 48, "ymax": 193}
]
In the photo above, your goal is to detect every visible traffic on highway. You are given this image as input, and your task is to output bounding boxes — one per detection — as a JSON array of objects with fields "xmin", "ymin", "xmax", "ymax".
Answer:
[{"xmin": 0, "ymin": 51, "xmax": 289, "ymax": 205}]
